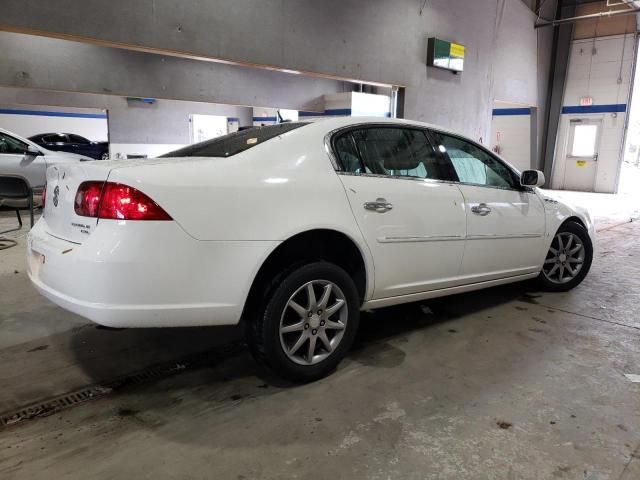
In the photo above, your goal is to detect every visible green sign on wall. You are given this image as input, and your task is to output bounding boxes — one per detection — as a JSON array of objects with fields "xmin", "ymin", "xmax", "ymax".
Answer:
[{"xmin": 427, "ymin": 37, "xmax": 465, "ymax": 73}]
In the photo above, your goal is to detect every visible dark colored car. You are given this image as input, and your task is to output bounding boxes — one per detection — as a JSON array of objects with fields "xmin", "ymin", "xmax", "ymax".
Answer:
[{"xmin": 28, "ymin": 133, "xmax": 109, "ymax": 160}]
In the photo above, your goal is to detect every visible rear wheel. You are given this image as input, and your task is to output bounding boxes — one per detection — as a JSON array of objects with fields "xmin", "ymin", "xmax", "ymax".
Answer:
[
  {"xmin": 247, "ymin": 262, "xmax": 360, "ymax": 382},
  {"xmin": 537, "ymin": 221, "xmax": 593, "ymax": 292}
]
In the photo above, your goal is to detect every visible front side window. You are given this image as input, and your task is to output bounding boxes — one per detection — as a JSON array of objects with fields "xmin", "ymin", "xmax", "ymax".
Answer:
[
  {"xmin": 430, "ymin": 131, "xmax": 517, "ymax": 188},
  {"xmin": 0, "ymin": 133, "xmax": 28, "ymax": 155},
  {"xmin": 336, "ymin": 127, "xmax": 444, "ymax": 180},
  {"xmin": 162, "ymin": 122, "xmax": 308, "ymax": 158}
]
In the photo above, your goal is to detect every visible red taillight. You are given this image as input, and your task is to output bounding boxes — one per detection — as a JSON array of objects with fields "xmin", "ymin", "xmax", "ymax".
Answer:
[
  {"xmin": 75, "ymin": 181, "xmax": 103, "ymax": 217},
  {"xmin": 42, "ymin": 183, "xmax": 47, "ymax": 210},
  {"xmin": 75, "ymin": 181, "xmax": 172, "ymax": 221}
]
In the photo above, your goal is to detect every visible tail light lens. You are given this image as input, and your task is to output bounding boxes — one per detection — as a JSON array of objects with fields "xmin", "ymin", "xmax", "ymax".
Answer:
[
  {"xmin": 75, "ymin": 181, "xmax": 103, "ymax": 217},
  {"xmin": 75, "ymin": 181, "xmax": 172, "ymax": 221},
  {"xmin": 42, "ymin": 183, "xmax": 47, "ymax": 210}
]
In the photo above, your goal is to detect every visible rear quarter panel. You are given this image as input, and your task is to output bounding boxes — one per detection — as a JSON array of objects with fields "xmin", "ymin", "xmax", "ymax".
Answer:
[
  {"xmin": 106, "ymin": 126, "xmax": 363, "ymax": 243},
  {"xmin": 105, "ymin": 124, "xmax": 376, "ymax": 299}
]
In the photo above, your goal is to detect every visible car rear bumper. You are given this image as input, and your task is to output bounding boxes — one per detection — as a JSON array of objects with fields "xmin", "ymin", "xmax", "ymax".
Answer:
[{"xmin": 26, "ymin": 218, "xmax": 278, "ymax": 328}]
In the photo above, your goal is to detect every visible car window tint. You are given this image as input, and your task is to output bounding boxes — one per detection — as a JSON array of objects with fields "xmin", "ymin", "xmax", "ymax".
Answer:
[
  {"xmin": 0, "ymin": 133, "xmax": 27, "ymax": 155},
  {"xmin": 431, "ymin": 132, "xmax": 516, "ymax": 188},
  {"xmin": 44, "ymin": 134, "xmax": 68, "ymax": 143},
  {"xmin": 69, "ymin": 134, "xmax": 90, "ymax": 144},
  {"xmin": 162, "ymin": 122, "xmax": 308, "ymax": 158},
  {"xmin": 334, "ymin": 134, "xmax": 363, "ymax": 173},
  {"xmin": 350, "ymin": 128, "xmax": 441, "ymax": 179}
]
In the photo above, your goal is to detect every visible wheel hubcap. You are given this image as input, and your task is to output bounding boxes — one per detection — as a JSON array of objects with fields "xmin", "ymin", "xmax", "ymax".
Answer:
[
  {"xmin": 542, "ymin": 232, "xmax": 585, "ymax": 284},
  {"xmin": 279, "ymin": 280, "xmax": 348, "ymax": 366}
]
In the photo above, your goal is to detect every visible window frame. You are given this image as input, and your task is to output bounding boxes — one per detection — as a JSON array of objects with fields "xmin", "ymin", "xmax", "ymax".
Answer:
[
  {"xmin": 329, "ymin": 124, "xmax": 457, "ymax": 183},
  {"xmin": 425, "ymin": 128, "xmax": 526, "ymax": 192}
]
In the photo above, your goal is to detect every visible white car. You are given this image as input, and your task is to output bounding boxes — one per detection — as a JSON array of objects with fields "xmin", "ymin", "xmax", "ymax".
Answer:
[
  {"xmin": 0, "ymin": 128, "xmax": 92, "ymax": 193},
  {"xmin": 26, "ymin": 117, "xmax": 594, "ymax": 381}
]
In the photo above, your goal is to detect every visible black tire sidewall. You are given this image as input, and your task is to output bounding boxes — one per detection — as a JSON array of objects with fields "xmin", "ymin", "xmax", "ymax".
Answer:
[
  {"xmin": 257, "ymin": 262, "xmax": 360, "ymax": 382},
  {"xmin": 538, "ymin": 221, "xmax": 593, "ymax": 292}
]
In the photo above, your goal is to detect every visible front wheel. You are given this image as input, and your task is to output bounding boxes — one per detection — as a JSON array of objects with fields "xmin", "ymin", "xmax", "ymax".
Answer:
[
  {"xmin": 247, "ymin": 262, "xmax": 360, "ymax": 382},
  {"xmin": 537, "ymin": 221, "xmax": 593, "ymax": 292}
]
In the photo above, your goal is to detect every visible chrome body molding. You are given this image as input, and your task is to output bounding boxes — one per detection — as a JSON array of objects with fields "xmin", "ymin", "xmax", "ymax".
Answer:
[
  {"xmin": 378, "ymin": 233, "xmax": 542, "ymax": 243},
  {"xmin": 377, "ymin": 235, "xmax": 465, "ymax": 243},
  {"xmin": 466, "ymin": 233, "xmax": 543, "ymax": 240}
]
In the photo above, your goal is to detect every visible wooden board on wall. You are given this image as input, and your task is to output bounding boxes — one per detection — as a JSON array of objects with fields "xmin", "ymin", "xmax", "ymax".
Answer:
[{"xmin": 573, "ymin": 2, "xmax": 637, "ymax": 39}]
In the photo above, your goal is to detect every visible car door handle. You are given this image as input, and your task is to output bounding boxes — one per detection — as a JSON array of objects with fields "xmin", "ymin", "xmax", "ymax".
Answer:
[
  {"xmin": 364, "ymin": 198, "xmax": 393, "ymax": 213},
  {"xmin": 471, "ymin": 203, "xmax": 492, "ymax": 216}
]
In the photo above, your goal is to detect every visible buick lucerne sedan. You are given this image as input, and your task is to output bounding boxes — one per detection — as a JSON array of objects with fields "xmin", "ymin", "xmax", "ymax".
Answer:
[{"xmin": 27, "ymin": 117, "xmax": 594, "ymax": 381}]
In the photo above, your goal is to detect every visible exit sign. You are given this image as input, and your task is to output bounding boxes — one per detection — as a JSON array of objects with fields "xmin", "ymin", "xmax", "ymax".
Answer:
[{"xmin": 580, "ymin": 96, "xmax": 593, "ymax": 106}]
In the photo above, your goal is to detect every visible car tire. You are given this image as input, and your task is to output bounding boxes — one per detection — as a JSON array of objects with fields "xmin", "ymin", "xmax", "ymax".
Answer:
[
  {"xmin": 247, "ymin": 261, "xmax": 360, "ymax": 383},
  {"xmin": 537, "ymin": 221, "xmax": 593, "ymax": 292},
  {"xmin": 100, "ymin": 152, "xmax": 109, "ymax": 160}
]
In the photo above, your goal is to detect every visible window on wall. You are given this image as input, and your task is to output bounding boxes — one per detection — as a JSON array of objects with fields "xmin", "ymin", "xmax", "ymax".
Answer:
[
  {"xmin": 570, "ymin": 124, "xmax": 598, "ymax": 157},
  {"xmin": 431, "ymin": 131, "xmax": 517, "ymax": 188}
]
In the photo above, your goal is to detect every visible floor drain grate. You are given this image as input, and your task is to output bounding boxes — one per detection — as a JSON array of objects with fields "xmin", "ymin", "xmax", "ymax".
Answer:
[{"xmin": 0, "ymin": 342, "xmax": 243, "ymax": 428}]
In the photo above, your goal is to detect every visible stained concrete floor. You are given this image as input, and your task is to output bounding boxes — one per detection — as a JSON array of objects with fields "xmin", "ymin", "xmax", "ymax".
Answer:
[{"xmin": 0, "ymin": 193, "xmax": 639, "ymax": 480}]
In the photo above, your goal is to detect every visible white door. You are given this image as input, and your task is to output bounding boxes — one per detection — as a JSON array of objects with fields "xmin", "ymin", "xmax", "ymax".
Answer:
[
  {"xmin": 429, "ymin": 130, "xmax": 546, "ymax": 282},
  {"xmin": 189, "ymin": 115, "xmax": 228, "ymax": 144},
  {"xmin": 563, "ymin": 118, "xmax": 602, "ymax": 191},
  {"xmin": 0, "ymin": 131, "xmax": 47, "ymax": 189},
  {"xmin": 334, "ymin": 126, "xmax": 467, "ymax": 299}
]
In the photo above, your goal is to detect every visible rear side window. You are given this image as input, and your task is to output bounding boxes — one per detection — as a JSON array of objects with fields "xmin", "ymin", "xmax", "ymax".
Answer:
[
  {"xmin": 337, "ymin": 127, "xmax": 443, "ymax": 179},
  {"xmin": 162, "ymin": 122, "xmax": 308, "ymax": 158},
  {"xmin": 69, "ymin": 134, "xmax": 90, "ymax": 144},
  {"xmin": 44, "ymin": 134, "xmax": 68, "ymax": 143}
]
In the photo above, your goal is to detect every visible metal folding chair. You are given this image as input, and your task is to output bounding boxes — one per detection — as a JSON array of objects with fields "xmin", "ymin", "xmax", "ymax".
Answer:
[{"xmin": 0, "ymin": 175, "xmax": 34, "ymax": 235}]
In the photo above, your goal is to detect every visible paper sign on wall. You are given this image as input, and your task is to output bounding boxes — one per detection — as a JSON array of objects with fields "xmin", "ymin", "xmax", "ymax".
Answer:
[{"xmin": 576, "ymin": 160, "xmax": 587, "ymax": 167}]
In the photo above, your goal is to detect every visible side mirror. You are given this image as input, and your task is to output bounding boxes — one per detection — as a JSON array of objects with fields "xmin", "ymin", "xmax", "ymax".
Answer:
[
  {"xmin": 24, "ymin": 145, "xmax": 42, "ymax": 157},
  {"xmin": 521, "ymin": 169, "xmax": 545, "ymax": 188}
]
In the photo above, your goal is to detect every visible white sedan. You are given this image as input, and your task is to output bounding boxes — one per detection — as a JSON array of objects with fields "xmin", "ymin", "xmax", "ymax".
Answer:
[
  {"xmin": 1, "ymin": 128, "xmax": 92, "ymax": 194},
  {"xmin": 27, "ymin": 117, "xmax": 594, "ymax": 381}
]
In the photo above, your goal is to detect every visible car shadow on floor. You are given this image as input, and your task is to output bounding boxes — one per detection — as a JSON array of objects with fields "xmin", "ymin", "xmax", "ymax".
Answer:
[
  {"xmin": 60, "ymin": 280, "xmax": 550, "ymax": 449},
  {"xmin": 67, "ymin": 280, "xmax": 539, "ymax": 392}
]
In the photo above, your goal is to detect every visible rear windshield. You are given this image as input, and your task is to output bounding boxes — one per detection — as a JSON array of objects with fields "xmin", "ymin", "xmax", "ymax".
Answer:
[{"xmin": 161, "ymin": 122, "xmax": 309, "ymax": 158}]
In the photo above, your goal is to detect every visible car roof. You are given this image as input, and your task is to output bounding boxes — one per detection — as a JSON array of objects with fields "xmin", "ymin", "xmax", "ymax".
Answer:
[
  {"xmin": 301, "ymin": 116, "xmax": 460, "ymax": 137},
  {"xmin": 32, "ymin": 133, "xmax": 71, "ymax": 136}
]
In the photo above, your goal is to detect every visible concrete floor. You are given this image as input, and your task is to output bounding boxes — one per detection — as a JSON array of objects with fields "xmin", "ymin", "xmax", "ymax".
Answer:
[{"xmin": 0, "ymin": 192, "xmax": 639, "ymax": 480}]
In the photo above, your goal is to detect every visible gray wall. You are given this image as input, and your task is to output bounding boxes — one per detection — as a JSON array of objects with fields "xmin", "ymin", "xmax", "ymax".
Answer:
[
  {"xmin": 0, "ymin": 87, "xmax": 253, "ymax": 145},
  {"xmin": 0, "ymin": 0, "xmax": 550, "ymax": 147},
  {"xmin": 0, "ymin": 32, "xmax": 349, "ymax": 114}
]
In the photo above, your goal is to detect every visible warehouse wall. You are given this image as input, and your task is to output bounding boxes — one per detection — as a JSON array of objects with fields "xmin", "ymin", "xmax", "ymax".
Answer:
[
  {"xmin": 0, "ymin": 32, "xmax": 347, "ymax": 115},
  {"xmin": 0, "ymin": 104, "xmax": 108, "ymax": 142},
  {"xmin": 0, "ymin": 87, "xmax": 253, "ymax": 158},
  {"xmin": 0, "ymin": 0, "xmax": 552, "ymax": 149},
  {"xmin": 490, "ymin": 104, "xmax": 532, "ymax": 172},
  {"xmin": 551, "ymin": 34, "xmax": 635, "ymax": 193}
]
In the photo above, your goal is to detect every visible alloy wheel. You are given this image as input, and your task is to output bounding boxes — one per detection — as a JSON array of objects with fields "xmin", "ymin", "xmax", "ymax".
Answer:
[
  {"xmin": 279, "ymin": 280, "xmax": 348, "ymax": 366},
  {"xmin": 542, "ymin": 232, "xmax": 586, "ymax": 284}
]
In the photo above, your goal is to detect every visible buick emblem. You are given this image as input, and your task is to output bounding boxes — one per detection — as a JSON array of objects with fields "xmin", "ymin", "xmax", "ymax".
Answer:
[{"xmin": 53, "ymin": 186, "xmax": 60, "ymax": 207}]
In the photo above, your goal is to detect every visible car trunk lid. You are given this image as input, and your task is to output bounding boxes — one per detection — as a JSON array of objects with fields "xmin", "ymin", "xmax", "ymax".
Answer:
[{"xmin": 43, "ymin": 162, "xmax": 112, "ymax": 244}]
